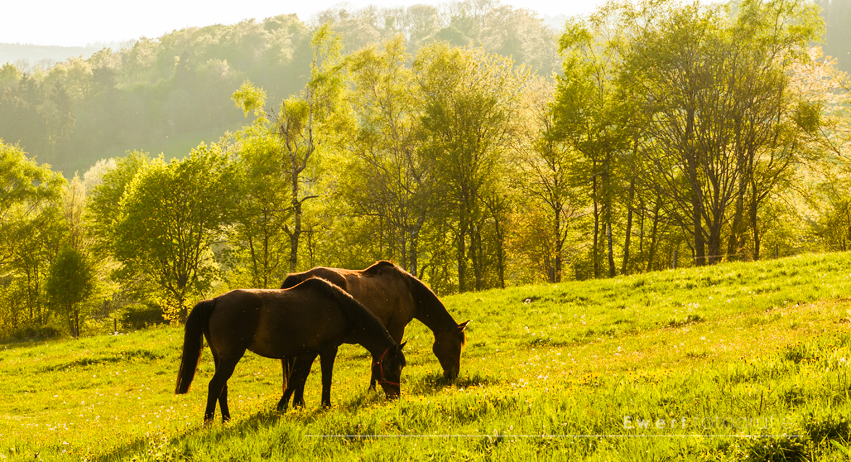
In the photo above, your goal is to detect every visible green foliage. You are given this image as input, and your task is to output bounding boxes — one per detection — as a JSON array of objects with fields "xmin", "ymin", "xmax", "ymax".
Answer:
[
  {"xmin": 231, "ymin": 80, "xmax": 267, "ymax": 118},
  {"xmin": 4, "ymin": 0, "xmax": 851, "ymax": 340},
  {"xmin": 45, "ymin": 247, "xmax": 95, "ymax": 338},
  {"xmin": 0, "ymin": 140, "xmax": 66, "ymax": 332},
  {"xmin": 113, "ymin": 146, "xmax": 235, "ymax": 321},
  {"xmin": 86, "ymin": 150, "xmax": 149, "ymax": 259},
  {"xmin": 0, "ymin": 16, "xmax": 313, "ymax": 175},
  {"xmin": 225, "ymin": 128, "xmax": 292, "ymax": 288},
  {"xmin": 333, "ymin": 36, "xmax": 429, "ymax": 276},
  {"xmin": 415, "ymin": 42, "xmax": 530, "ymax": 291}
]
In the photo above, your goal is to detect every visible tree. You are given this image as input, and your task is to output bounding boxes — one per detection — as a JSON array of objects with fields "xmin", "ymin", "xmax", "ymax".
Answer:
[
  {"xmin": 113, "ymin": 146, "xmax": 234, "ymax": 321},
  {"xmin": 227, "ymin": 128, "xmax": 292, "ymax": 288},
  {"xmin": 233, "ymin": 25, "xmax": 345, "ymax": 273},
  {"xmin": 339, "ymin": 35, "xmax": 431, "ymax": 277},
  {"xmin": 724, "ymin": 0, "xmax": 824, "ymax": 261},
  {"xmin": 86, "ymin": 151, "xmax": 149, "ymax": 260},
  {"xmin": 553, "ymin": 7, "xmax": 633, "ymax": 278},
  {"xmin": 0, "ymin": 140, "xmax": 65, "ymax": 330},
  {"xmin": 518, "ymin": 77, "xmax": 585, "ymax": 282},
  {"xmin": 0, "ymin": 140, "xmax": 65, "ymax": 268},
  {"xmin": 45, "ymin": 247, "xmax": 94, "ymax": 338},
  {"xmin": 415, "ymin": 43, "xmax": 529, "ymax": 291},
  {"xmin": 621, "ymin": 0, "xmax": 822, "ymax": 265}
]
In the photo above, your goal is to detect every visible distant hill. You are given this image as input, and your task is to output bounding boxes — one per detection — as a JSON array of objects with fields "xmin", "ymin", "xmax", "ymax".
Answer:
[
  {"xmin": 0, "ymin": 4, "xmax": 563, "ymax": 177},
  {"xmin": 0, "ymin": 42, "xmax": 134, "ymax": 71}
]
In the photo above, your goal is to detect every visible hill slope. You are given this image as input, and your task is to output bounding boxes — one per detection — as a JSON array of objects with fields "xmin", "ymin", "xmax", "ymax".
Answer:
[
  {"xmin": 0, "ymin": 43, "xmax": 127, "ymax": 70},
  {"xmin": 3, "ymin": 252, "xmax": 851, "ymax": 460}
]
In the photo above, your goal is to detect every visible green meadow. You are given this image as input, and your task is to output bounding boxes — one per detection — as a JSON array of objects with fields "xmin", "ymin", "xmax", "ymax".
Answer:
[{"xmin": 4, "ymin": 252, "xmax": 851, "ymax": 460}]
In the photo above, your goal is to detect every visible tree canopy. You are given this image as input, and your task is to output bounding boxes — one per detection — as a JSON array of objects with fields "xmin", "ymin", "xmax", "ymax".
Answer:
[{"xmin": 2, "ymin": 0, "xmax": 851, "ymax": 336}]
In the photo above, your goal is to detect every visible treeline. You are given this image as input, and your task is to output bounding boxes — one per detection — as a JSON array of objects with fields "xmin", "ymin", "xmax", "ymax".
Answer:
[
  {"xmin": 2, "ymin": 0, "xmax": 851, "ymax": 339},
  {"xmin": 0, "ymin": 1, "xmax": 560, "ymax": 176}
]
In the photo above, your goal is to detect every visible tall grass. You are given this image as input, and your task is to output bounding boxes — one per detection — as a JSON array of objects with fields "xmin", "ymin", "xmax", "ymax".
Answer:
[{"xmin": 3, "ymin": 252, "xmax": 851, "ymax": 460}]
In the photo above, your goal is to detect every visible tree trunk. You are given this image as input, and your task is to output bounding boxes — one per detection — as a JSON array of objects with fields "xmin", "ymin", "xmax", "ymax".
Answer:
[
  {"xmin": 553, "ymin": 203, "xmax": 564, "ymax": 283},
  {"xmin": 647, "ymin": 200, "xmax": 662, "ymax": 272},
  {"xmin": 592, "ymin": 166, "xmax": 600, "ymax": 278},
  {"xmin": 288, "ymin": 188, "xmax": 302, "ymax": 274},
  {"xmin": 727, "ymin": 175, "xmax": 746, "ymax": 261},
  {"xmin": 750, "ymin": 200, "xmax": 761, "ymax": 261},
  {"xmin": 692, "ymin": 195, "xmax": 707, "ymax": 266},
  {"xmin": 494, "ymin": 217, "xmax": 506, "ymax": 289},
  {"xmin": 606, "ymin": 221, "xmax": 616, "ymax": 278},
  {"xmin": 621, "ymin": 178, "xmax": 635, "ymax": 275},
  {"xmin": 471, "ymin": 224, "xmax": 483, "ymax": 291},
  {"xmin": 457, "ymin": 211, "xmax": 468, "ymax": 292}
]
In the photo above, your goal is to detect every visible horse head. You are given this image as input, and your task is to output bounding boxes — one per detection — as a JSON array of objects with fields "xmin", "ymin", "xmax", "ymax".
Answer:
[
  {"xmin": 372, "ymin": 342, "xmax": 407, "ymax": 399},
  {"xmin": 433, "ymin": 320, "xmax": 469, "ymax": 380}
]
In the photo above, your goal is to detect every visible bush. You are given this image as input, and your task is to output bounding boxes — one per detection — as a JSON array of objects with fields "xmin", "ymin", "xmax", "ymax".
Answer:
[
  {"xmin": 0, "ymin": 324, "xmax": 62, "ymax": 342},
  {"xmin": 123, "ymin": 307, "xmax": 166, "ymax": 329}
]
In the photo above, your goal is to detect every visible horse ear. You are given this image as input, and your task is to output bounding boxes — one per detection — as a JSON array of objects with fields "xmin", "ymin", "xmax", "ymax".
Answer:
[
  {"xmin": 458, "ymin": 320, "xmax": 470, "ymax": 331},
  {"xmin": 399, "ymin": 341, "xmax": 407, "ymax": 351}
]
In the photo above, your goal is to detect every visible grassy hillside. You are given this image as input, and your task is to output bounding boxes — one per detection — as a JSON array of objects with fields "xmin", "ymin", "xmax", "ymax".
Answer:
[{"xmin": 4, "ymin": 252, "xmax": 851, "ymax": 460}]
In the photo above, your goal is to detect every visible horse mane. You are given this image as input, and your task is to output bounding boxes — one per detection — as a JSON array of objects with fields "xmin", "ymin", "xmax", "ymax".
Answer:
[
  {"xmin": 363, "ymin": 260, "xmax": 396, "ymax": 275},
  {"xmin": 280, "ymin": 273, "xmax": 307, "ymax": 289},
  {"xmin": 297, "ymin": 277, "xmax": 401, "ymax": 355}
]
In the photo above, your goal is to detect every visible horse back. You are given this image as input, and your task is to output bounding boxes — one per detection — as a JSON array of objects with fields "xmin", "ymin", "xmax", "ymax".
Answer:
[
  {"xmin": 206, "ymin": 289, "xmax": 349, "ymax": 360},
  {"xmin": 281, "ymin": 267, "xmax": 348, "ymax": 290},
  {"xmin": 343, "ymin": 263, "xmax": 416, "ymax": 332},
  {"xmin": 281, "ymin": 261, "xmax": 418, "ymax": 338}
]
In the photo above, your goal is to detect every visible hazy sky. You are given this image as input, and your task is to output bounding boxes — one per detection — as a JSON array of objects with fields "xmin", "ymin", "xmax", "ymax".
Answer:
[{"xmin": 2, "ymin": 0, "xmax": 600, "ymax": 47}]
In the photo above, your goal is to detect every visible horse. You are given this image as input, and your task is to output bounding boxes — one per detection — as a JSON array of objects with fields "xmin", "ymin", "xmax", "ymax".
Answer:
[
  {"xmin": 175, "ymin": 277, "xmax": 406, "ymax": 423},
  {"xmin": 279, "ymin": 260, "xmax": 468, "ymax": 408}
]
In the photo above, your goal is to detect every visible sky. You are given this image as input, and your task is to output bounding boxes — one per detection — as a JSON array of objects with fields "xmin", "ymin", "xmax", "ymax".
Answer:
[{"xmin": 1, "ymin": 0, "xmax": 601, "ymax": 47}]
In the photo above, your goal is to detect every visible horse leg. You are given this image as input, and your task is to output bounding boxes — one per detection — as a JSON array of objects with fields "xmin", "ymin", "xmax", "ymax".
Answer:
[
  {"xmin": 203, "ymin": 348, "xmax": 222, "ymax": 422},
  {"xmin": 278, "ymin": 353, "xmax": 315, "ymax": 412},
  {"xmin": 205, "ymin": 350, "xmax": 244, "ymax": 423},
  {"xmin": 281, "ymin": 357, "xmax": 294, "ymax": 402},
  {"xmin": 319, "ymin": 346, "xmax": 338, "ymax": 408},
  {"xmin": 292, "ymin": 354, "xmax": 315, "ymax": 408}
]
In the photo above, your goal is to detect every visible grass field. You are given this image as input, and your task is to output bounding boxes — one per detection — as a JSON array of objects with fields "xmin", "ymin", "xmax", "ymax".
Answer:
[{"xmin": 4, "ymin": 252, "xmax": 851, "ymax": 460}]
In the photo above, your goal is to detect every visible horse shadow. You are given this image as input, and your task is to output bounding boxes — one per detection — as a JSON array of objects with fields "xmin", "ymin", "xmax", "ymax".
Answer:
[
  {"xmin": 93, "ymin": 389, "xmax": 402, "ymax": 461},
  {"xmin": 406, "ymin": 370, "xmax": 501, "ymax": 396}
]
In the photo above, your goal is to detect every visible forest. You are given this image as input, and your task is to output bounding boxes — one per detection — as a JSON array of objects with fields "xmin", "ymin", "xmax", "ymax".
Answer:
[{"xmin": 1, "ymin": 0, "xmax": 851, "ymax": 338}]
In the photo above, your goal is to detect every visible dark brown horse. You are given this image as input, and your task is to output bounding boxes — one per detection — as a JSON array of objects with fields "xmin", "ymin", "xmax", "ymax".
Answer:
[
  {"xmin": 175, "ymin": 277, "xmax": 406, "ymax": 423},
  {"xmin": 279, "ymin": 261, "xmax": 468, "ymax": 407}
]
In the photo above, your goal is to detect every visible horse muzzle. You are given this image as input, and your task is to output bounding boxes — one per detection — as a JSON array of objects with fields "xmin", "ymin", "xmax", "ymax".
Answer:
[
  {"xmin": 381, "ymin": 384, "xmax": 401, "ymax": 399},
  {"xmin": 443, "ymin": 369, "xmax": 459, "ymax": 380}
]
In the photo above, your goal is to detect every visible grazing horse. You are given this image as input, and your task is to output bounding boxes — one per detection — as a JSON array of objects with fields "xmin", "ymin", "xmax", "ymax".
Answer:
[
  {"xmin": 279, "ymin": 261, "xmax": 468, "ymax": 408},
  {"xmin": 175, "ymin": 277, "xmax": 406, "ymax": 423}
]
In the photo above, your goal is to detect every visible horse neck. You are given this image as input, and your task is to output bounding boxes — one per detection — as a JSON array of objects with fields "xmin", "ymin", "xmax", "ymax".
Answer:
[
  {"xmin": 410, "ymin": 277, "xmax": 458, "ymax": 336},
  {"xmin": 358, "ymin": 334, "xmax": 394, "ymax": 358},
  {"xmin": 344, "ymin": 307, "xmax": 396, "ymax": 357}
]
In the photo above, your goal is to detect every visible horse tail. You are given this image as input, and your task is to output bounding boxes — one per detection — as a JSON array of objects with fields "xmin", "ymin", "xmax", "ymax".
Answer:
[{"xmin": 175, "ymin": 298, "xmax": 216, "ymax": 394}]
